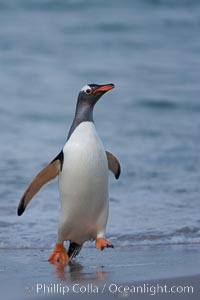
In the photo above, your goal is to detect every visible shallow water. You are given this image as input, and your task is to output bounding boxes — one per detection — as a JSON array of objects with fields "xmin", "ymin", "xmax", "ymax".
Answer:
[{"xmin": 0, "ymin": 0, "xmax": 200, "ymax": 249}]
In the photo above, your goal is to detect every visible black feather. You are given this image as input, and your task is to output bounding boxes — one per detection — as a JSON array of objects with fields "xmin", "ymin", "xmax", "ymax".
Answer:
[
  {"xmin": 17, "ymin": 202, "xmax": 25, "ymax": 216},
  {"xmin": 115, "ymin": 164, "xmax": 121, "ymax": 179},
  {"xmin": 51, "ymin": 150, "xmax": 64, "ymax": 171},
  {"xmin": 68, "ymin": 242, "xmax": 83, "ymax": 259}
]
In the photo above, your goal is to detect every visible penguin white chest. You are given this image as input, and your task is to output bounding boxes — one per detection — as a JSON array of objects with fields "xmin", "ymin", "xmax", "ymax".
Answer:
[{"xmin": 58, "ymin": 122, "xmax": 109, "ymax": 244}]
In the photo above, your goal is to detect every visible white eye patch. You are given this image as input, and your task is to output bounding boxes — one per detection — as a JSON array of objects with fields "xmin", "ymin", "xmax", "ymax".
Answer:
[{"xmin": 81, "ymin": 85, "xmax": 92, "ymax": 95}]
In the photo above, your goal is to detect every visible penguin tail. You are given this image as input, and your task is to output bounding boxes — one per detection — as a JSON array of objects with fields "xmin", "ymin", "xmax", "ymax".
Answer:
[{"xmin": 68, "ymin": 242, "xmax": 83, "ymax": 260}]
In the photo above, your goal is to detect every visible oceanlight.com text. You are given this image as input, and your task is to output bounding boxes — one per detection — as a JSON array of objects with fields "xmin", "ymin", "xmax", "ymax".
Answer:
[{"xmin": 25, "ymin": 283, "xmax": 194, "ymax": 296}]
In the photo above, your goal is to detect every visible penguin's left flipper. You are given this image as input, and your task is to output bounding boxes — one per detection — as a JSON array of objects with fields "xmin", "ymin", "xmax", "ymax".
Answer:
[
  {"xmin": 106, "ymin": 151, "xmax": 121, "ymax": 179},
  {"xmin": 17, "ymin": 159, "xmax": 61, "ymax": 216}
]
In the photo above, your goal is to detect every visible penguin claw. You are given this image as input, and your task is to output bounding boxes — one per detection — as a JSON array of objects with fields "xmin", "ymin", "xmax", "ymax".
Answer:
[
  {"xmin": 48, "ymin": 243, "xmax": 69, "ymax": 266},
  {"xmin": 95, "ymin": 238, "xmax": 114, "ymax": 251}
]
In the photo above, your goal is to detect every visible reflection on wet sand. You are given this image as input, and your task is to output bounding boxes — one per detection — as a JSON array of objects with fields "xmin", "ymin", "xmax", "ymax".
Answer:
[{"xmin": 50, "ymin": 260, "xmax": 107, "ymax": 283}]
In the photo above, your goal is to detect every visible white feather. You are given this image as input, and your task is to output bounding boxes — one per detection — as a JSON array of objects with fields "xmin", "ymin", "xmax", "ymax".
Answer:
[
  {"xmin": 58, "ymin": 122, "xmax": 109, "ymax": 244},
  {"xmin": 81, "ymin": 85, "xmax": 91, "ymax": 92}
]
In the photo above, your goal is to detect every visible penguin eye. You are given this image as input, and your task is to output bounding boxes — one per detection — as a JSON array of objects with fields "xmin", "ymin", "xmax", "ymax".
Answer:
[{"xmin": 85, "ymin": 88, "xmax": 92, "ymax": 95}]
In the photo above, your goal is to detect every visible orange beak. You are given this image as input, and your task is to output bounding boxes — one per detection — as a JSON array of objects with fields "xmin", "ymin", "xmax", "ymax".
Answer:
[{"xmin": 93, "ymin": 84, "xmax": 115, "ymax": 94}]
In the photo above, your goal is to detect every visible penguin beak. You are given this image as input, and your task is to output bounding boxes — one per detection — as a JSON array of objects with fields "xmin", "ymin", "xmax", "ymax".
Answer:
[{"xmin": 93, "ymin": 84, "xmax": 115, "ymax": 94}]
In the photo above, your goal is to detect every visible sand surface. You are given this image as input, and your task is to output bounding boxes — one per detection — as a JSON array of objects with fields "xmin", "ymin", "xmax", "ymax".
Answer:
[{"xmin": 1, "ymin": 244, "xmax": 200, "ymax": 299}]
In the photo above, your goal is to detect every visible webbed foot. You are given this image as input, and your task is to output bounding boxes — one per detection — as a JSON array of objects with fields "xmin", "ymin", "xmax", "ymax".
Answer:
[
  {"xmin": 95, "ymin": 238, "xmax": 114, "ymax": 251},
  {"xmin": 48, "ymin": 243, "xmax": 69, "ymax": 265}
]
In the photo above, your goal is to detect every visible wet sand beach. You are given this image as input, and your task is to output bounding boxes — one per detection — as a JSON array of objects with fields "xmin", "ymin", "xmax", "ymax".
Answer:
[{"xmin": 1, "ymin": 244, "xmax": 200, "ymax": 299}]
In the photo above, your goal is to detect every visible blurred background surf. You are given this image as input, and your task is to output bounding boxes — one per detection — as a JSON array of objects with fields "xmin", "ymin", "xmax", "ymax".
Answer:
[{"xmin": 0, "ymin": 0, "xmax": 200, "ymax": 249}]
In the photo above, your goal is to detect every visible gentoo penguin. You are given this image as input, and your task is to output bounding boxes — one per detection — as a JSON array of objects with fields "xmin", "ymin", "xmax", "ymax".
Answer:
[{"xmin": 17, "ymin": 83, "xmax": 121, "ymax": 264}]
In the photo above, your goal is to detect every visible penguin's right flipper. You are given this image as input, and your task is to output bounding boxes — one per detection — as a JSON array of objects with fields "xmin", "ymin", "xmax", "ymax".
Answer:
[
  {"xmin": 17, "ymin": 159, "xmax": 61, "ymax": 216},
  {"xmin": 106, "ymin": 151, "xmax": 121, "ymax": 179}
]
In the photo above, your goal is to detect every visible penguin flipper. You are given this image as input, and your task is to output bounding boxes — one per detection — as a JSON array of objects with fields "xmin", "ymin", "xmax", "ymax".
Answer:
[
  {"xmin": 106, "ymin": 151, "xmax": 121, "ymax": 179},
  {"xmin": 17, "ymin": 159, "xmax": 61, "ymax": 216}
]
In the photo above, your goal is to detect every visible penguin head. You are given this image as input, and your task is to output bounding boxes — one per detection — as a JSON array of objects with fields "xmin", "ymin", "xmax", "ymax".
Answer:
[
  {"xmin": 78, "ymin": 83, "xmax": 115, "ymax": 107},
  {"xmin": 68, "ymin": 83, "xmax": 115, "ymax": 138}
]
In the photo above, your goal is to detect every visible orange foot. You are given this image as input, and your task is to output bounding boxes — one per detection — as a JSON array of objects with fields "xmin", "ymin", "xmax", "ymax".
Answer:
[
  {"xmin": 48, "ymin": 243, "xmax": 69, "ymax": 265},
  {"xmin": 96, "ymin": 238, "xmax": 114, "ymax": 251}
]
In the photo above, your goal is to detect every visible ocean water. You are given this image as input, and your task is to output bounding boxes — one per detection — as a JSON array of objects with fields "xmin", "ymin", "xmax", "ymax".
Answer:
[{"xmin": 0, "ymin": 0, "xmax": 200, "ymax": 250}]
